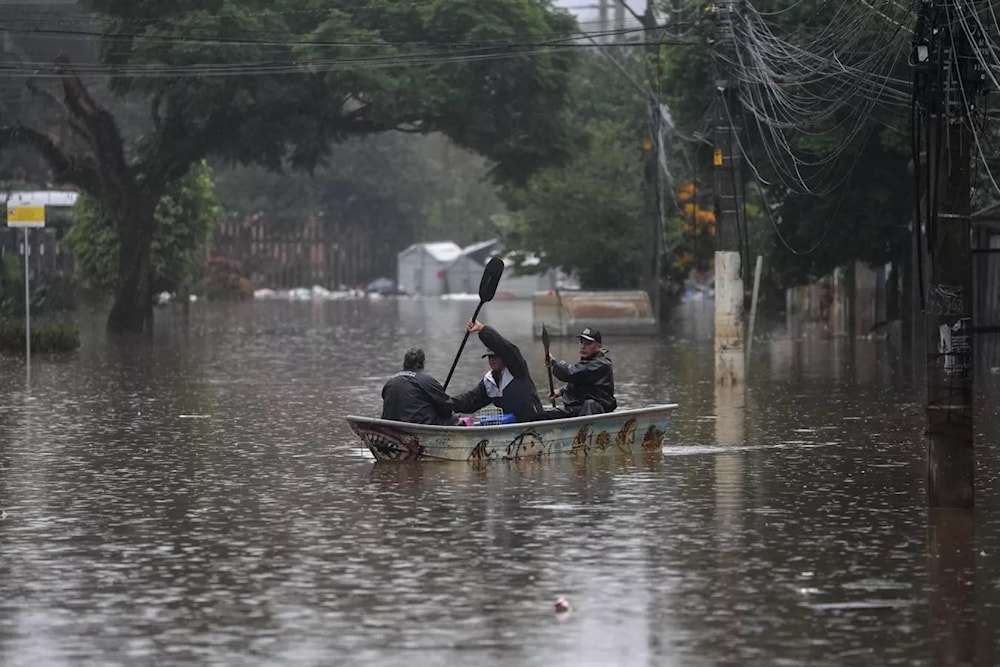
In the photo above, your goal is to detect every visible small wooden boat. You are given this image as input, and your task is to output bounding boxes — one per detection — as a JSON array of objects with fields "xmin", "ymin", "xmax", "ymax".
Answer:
[{"xmin": 345, "ymin": 403, "xmax": 679, "ymax": 462}]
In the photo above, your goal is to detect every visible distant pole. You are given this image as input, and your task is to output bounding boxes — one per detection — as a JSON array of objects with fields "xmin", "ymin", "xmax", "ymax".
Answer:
[
  {"xmin": 6, "ymin": 194, "xmax": 45, "ymax": 386},
  {"xmin": 613, "ymin": 0, "xmax": 625, "ymax": 42},
  {"xmin": 637, "ymin": 0, "xmax": 665, "ymax": 322},
  {"xmin": 599, "ymin": 0, "xmax": 609, "ymax": 43},
  {"xmin": 712, "ymin": 0, "xmax": 745, "ymax": 387},
  {"xmin": 746, "ymin": 255, "xmax": 763, "ymax": 368},
  {"xmin": 24, "ymin": 228, "xmax": 30, "ymax": 383},
  {"xmin": 913, "ymin": 0, "xmax": 983, "ymax": 508}
]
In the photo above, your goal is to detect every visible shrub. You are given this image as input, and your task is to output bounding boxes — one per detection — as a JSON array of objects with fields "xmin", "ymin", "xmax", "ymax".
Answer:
[
  {"xmin": 199, "ymin": 256, "xmax": 254, "ymax": 301},
  {"xmin": 0, "ymin": 320, "xmax": 80, "ymax": 353}
]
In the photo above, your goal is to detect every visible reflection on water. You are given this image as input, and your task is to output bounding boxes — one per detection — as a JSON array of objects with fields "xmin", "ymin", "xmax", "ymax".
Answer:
[{"xmin": 0, "ymin": 298, "xmax": 998, "ymax": 666}]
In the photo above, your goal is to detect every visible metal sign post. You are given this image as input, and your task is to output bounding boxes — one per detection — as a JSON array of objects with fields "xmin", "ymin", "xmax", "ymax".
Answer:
[{"xmin": 6, "ymin": 193, "xmax": 46, "ymax": 386}]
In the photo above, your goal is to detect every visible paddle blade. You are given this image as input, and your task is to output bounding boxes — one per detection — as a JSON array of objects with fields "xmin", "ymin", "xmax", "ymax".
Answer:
[
  {"xmin": 478, "ymin": 256, "xmax": 505, "ymax": 303},
  {"xmin": 541, "ymin": 322, "xmax": 550, "ymax": 355}
]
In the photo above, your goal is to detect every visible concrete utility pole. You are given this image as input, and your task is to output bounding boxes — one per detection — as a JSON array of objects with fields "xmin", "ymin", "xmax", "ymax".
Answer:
[
  {"xmin": 711, "ymin": 0, "xmax": 745, "ymax": 387},
  {"xmin": 598, "ymin": 0, "xmax": 610, "ymax": 43},
  {"xmin": 613, "ymin": 0, "xmax": 626, "ymax": 43},
  {"xmin": 630, "ymin": 0, "xmax": 666, "ymax": 322},
  {"xmin": 912, "ymin": 0, "xmax": 985, "ymax": 508}
]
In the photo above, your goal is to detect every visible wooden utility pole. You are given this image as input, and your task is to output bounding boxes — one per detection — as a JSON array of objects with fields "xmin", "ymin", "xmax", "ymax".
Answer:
[
  {"xmin": 711, "ymin": 0, "xmax": 745, "ymax": 387},
  {"xmin": 913, "ymin": 0, "xmax": 984, "ymax": 508}
]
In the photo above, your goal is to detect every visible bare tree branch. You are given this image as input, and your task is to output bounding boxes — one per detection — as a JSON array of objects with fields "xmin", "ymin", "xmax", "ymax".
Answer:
[
  {"xmin": 54, "ymin": 54, "xmax": 133, "ymax": 192},
  {"xmin": 26, "ymin": 79, "xmax": 91, "ymax": 144},
  {"xmin": 0, "ymin": 125, "xmax": 100, "ymax": 191}
]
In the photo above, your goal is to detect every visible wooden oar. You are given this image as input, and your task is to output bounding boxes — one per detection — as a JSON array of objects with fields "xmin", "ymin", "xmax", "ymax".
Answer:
[
  {"xmin": 542, "ymin": 322, "xmax": 556, "ymax": 407},
  {"xmin": 442, "ymin": 256, "xmax": 505, "ymax": 391}
]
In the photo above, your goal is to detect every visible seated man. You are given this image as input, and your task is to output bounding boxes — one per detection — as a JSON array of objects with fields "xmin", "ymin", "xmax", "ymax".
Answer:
[
  {"xmin": 452, "ymin": 319, "xmax": 545, "ymax": 423},
  {"xmin": 381, "ymin": 347, "xmax": 461, "ymax": 425},
  {"xmin": 546, "ymin": 327, "xmax": 616, "ymax": 417}
]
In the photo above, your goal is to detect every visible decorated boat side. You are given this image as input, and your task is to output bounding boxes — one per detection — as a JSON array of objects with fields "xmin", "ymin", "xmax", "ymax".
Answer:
[{"xmin": 345, "ymin": 403, "xmax": 679, "ymax": 462}]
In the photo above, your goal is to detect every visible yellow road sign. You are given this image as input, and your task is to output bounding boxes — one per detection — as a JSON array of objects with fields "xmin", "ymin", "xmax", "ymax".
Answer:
[{"xmin": 6, "ymin": 204, "xmax": 45, "ymax": 227}]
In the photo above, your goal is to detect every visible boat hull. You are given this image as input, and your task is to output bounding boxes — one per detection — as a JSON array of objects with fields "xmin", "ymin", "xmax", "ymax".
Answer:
[{"xmin": 345, "ymin": 404, "xmax": 679, "ymax": 462}]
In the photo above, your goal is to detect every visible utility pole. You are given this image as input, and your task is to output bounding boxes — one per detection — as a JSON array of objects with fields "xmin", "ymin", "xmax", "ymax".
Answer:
[
  {"xmin": 631, "ymin": 0, "xmax": 666, "ymax": 322},
  {"xmin": 613, "ymin": 0, "xmax": 626, "ymax": 43},
  {"xmin": 598, "ymin": 0, "xmax": 610, "ymax": 44},
  {"xmin": 711, "ymin": 0, "xmax": 745, "ymax": 387},
  {"xmin": 912, "ymin": 0, "xmax": 984, "ymax": 508}
]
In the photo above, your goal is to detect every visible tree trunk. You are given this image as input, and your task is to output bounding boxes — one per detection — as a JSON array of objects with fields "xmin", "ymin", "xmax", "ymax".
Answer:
[{"xmin": 107, "ymin": 193, "xmax": 157, "ymax": 334}]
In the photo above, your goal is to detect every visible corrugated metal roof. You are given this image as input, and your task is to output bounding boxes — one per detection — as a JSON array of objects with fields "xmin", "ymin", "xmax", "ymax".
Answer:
[
  {"xmin": 398, "ymin": 241, "xmax": 463, "ymax": 263},
  {"xmin": 422, "ymin": 242, "xmax": 463, "ymax": 262}
]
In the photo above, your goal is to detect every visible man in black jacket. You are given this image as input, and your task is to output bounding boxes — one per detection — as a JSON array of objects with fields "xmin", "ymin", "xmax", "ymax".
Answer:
[
  {"xmin": 381, "ymin": 347, "xmax": 461, "ymax": 425},
  {"xmin": 452, "ymin": 319, "xmax": 545, "ymax": 423},
  {"xmin": 546, "ymin": 327, "xmax": 616, "ymax": 417}
]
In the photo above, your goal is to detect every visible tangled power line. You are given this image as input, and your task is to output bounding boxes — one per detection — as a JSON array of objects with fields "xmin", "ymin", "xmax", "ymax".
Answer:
[{"xmin": 713, "ymin": 0, "xmax": 1000, "ymax": 203}]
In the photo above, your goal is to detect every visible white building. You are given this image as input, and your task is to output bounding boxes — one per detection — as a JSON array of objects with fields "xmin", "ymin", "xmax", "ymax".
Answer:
[{"xmin": 397, "ymin": 239, "xmax": 564, "ymax": 297}]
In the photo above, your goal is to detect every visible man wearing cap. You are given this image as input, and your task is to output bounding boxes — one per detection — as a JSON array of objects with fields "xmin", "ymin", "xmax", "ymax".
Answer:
[
  {"xmin": 452, "ymin": 319, "xmax": 545, "ymax": 423},
  {"xmin": 546, "ymin": 327, "xmax": 616, "ymax": 417},
  {"xmin": 381, "ymin": 347, "xmax": 463, "ymax": 425}
]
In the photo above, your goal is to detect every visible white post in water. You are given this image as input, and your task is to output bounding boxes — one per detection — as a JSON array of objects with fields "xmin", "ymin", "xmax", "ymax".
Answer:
[
  {"xmin": 6, "ymin": 193, "xmax": 46, "ymax": 386},
  {"xmin": 715, "ymin": 251, "xmax": 745, "ymax": 386}
]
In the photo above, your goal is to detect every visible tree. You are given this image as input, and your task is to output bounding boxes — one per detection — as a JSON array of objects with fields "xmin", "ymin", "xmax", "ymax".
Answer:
[
  {"xmin": 212, "ymin": 131, "xmax": 505, "ymax": 255},
  {"xmin": 66, "ymin": 160, "xmax": 221, "ymax": 294},
  {"xmin": 657, "ymin": 0, "xmax": 915, "ymax": 305},
  {"xmin": 504, "ymin": 120, "xmax": 679, "ymax": 289},
  {"xmin": 499, "ymin": 47, "xmax": 696, "ymax": 291},
  {"xmin": 0, "ymin": 0, "xmax": 581, "ymax": 333}
]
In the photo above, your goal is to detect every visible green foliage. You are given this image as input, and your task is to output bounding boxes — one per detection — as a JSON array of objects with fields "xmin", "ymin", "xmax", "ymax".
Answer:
[
  {"xmin": 0, "ymin": 320, "xmax": 80, "ymax": 353},
  {"xmin": 81, "ymin": 0, "xmax": 583, "ymax": 183},
  {"xmin": 0, "ymin": 254, "xmax": 22, "ymax": 318},
  {"xmin": 657, "ymin": 0, "xmax": 914, "ymax": 296},
  {"xmin": 759, "ymin": 129, "xmax": 912, "ymax": 289},
  {"xmin": 65, "ymin": 161, "xmax": 221, "ymax": 293},
  {"xmin": 212, "ymin": 132, "xmax": 505, "ymax": 250},
  {"xmin": 503, "ymin": 120, "xmax": 651, "ymax": 289},
  {"xmin": 199, "ymin": 256, "xmax": 254, "ymax": 301},
  {"xmin": 0, "ymin": 254, "xmax": 77, "ymax": 317},
  {"xmin": 4, "ymin": 0, "xmax": 583, "ymax": 331}
]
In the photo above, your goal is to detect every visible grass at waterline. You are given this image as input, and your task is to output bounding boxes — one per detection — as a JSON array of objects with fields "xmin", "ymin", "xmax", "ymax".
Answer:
[{"xmin": 0, "ymin": 320, "xmax": 80, "ymax": 353}]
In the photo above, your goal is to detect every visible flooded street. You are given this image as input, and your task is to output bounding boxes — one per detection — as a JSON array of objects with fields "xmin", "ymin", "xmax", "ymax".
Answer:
[{"xmin": 1, "ymin": 298, "xmax": 999, "ymax": 666}]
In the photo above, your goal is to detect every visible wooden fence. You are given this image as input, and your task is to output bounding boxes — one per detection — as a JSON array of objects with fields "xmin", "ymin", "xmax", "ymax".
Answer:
[
  {"xmin": 0, "ymin": 226, "xmax": 72, "ymax": 277},
  {"xmin": 211, "ymin": 215, "xmax": 398, "ymax": 290}
]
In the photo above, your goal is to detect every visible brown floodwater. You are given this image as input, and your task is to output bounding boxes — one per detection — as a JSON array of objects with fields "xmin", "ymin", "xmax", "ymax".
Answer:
[{"xmin": 1, "ymin": 297, "xmax": 998, "ymax": 666}]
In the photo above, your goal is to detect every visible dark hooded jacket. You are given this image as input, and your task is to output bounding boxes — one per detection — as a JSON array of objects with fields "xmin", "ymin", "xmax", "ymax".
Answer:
[
  {"xmin": 381, "ymin": 370, "xmax": 460, "ymax": 425},
  {"xmin": 452, "ymin": 326, "xmax": 544, "ymax": 422},
  {"xmin": 551, "ymin": 349, "xmax": 616, "ymax": 414}
]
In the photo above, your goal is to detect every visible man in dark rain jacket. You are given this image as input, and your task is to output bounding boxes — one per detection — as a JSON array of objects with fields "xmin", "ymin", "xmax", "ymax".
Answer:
[
  {"xmin": 546, "ymin": 327, "xmax": 616, "ymax": 417},
  {"xmin": 452, "ymin": 319, "xmax": 545, "ymax": 423},
  {"xmin": 381, "ymin": 347, "xmax": 461, "ymax": 425}
]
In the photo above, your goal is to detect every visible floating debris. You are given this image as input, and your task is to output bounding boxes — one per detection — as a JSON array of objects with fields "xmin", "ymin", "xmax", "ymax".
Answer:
[
  {"xmin": 554, "ymin": 597, "xmax": 570, "ymax": 613},
  {"xmin": 179, "ymin": 415, "xmax": 211, "ymax": 419}
]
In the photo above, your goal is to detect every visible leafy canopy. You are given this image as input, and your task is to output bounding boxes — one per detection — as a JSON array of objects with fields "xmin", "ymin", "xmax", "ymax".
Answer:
[
  {"xmin": 66, "ymin": 161, "xmax": 221, "ymax": 292},
  {"xmin": 83, "ymin": 0, "xmax": 583, "ymax": 183}
]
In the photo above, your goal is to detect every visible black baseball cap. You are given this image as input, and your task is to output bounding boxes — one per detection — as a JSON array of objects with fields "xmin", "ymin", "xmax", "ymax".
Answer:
[
  {"xmin": 579, "ymin": 327, "xmax": 602, "ymax": 343},
  {"xmin": 482, "ymin": 349, "xmax": 497, "ymax": 358}
]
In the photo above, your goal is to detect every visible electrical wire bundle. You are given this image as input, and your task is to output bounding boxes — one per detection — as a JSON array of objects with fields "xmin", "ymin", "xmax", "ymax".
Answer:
[{"xmin": 724, "ymin": 0, "xmax": 917, "ymax": 197}]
